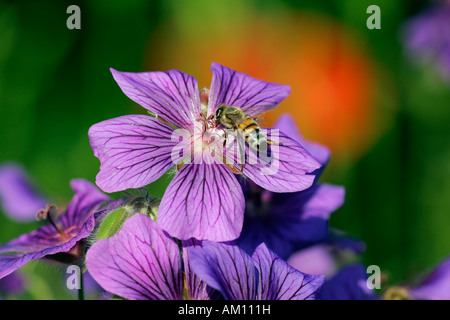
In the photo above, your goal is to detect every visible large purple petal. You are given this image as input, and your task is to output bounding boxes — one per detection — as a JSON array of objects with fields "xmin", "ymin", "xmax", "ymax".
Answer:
[
  {"xmin": 188, "ymin": 241, "xmax": 257, "ymax": 300},
  {"xmin": 158, "ymin": 164, "xmax": 245, "ymax": 242},
  {"xmin": 0, "ymin": 164, "xmax": 47, "ymax": 222},
  {"xmin": 273, "ymin": 114, "xmax": 330, "ymax": 167},
  {"xmin": 110, "ymin": 68, "xmax": 200, "ymax": 129},
  {"xmin": 86, "ymin": 213, "xmax": 183, "ymax": 300},
  {"xmin": 208, "ymin": 63, "xmax": 291, "ymax": 116},
  {"xmin": 241, "ymin": 129, "xmax": 321, "ymax": 192},
  {"xmin": 88, "ymin": 115, "xmax": 178, "ymax": 193},
  {"xmin": 252, "ymin": 243, "xmax": 325, "ymax": 300},
  {"xmin": 409, "ymin": 256, "xmax": 450, "ymax": 300}
]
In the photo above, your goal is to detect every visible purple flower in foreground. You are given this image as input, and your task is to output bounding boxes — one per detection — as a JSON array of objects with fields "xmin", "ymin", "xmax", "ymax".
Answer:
[
  {"xmin": 88, "ymin": 63, "xmax": 321, "ymax": 242},
  {"xmin": 0, "ymin": 163, "xmax": 47, "ymax": 222},
  {"xmin": 403, "ymin": 2, "xmax": 450, "ymax": 80},
  {"xmin": 86, "ymin": 213, "xmax": 216, "ymax": 300},
  {"xmin": 235, "ymin": 114, "xmax": 344, "ymax": 259},
  {"xmin": 189, "ymin": 241, "xmax": 325, "ymax": 300},
  {"xmin": 0, "ymin": 179, "xmax": 110, "ymax": 279}
]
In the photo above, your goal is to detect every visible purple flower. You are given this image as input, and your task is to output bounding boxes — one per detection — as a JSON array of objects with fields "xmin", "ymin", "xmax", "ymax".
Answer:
[
  {"xmin": 403, "ymin": 2, "xmax": 450, "ymax": 80},
  {"xmin": 0, "ymin": 163, "xmax": 47, "ymax": 222},
  {"xmin": 88, "ymin": 63, "xmax": 321, "ymax": 242},
  {"xmin": 234, "ymin": 114, "xmax": 344, "ymax": 259},
  {"xmin": 316, "ymin": 264, "xmax": 375, "ymax": 300},
  {"xmin": 189, "ymin": 241, "xmax": 325, "ymax": 300},
  {"xmin": 0, "ymin": 272, "xmax": 26, "ymax": 297},
  {"xmin": 86, "ymin": 213, "xmax": 216, "ymax": 300},
  {"xmin": 0, "ymin": 179, "xmax": 110, "ymax": 279},
  {"xmin": 407, "ymin": 256, "xmax": 450, "ymax": 300}
]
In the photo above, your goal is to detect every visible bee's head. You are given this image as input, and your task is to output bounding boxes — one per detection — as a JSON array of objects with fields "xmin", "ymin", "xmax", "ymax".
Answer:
[{"xmin": 215, "ymin": 105, "xmax": 225, "ymax": 126}]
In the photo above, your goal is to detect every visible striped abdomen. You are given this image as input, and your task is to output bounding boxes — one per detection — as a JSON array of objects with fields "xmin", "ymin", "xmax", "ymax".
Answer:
[{"xmin": 238, "ymin": 116, "xmax": 267, "ymax": 151}]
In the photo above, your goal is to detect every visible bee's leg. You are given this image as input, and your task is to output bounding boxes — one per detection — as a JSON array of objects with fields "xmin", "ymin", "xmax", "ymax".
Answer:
[
  {"xmin": 237, "ymin": 132, "xmax": 246, "ymax": 172},
  {"xmin": 267, "ymin": 139, "xmax": 283, "ymax": 146},
  {"xmin": 222, "ymin": 129, "xmax": 228, "ymax": 148},
  {"xmin": 226, "ymin": 162, "xmax": 243, "ymax": 175},
  {"xmin": 157, "ymin": 116, "xmax": 175, "ymax": 127}
]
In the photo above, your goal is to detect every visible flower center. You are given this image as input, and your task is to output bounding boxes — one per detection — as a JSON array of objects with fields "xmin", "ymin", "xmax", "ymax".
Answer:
[{"xmin": 36, "ymin": 204, "xmax": 80, "ymax": 244}]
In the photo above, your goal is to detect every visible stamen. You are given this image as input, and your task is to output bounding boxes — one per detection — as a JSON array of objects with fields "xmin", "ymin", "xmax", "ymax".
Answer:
[{"xmin": 36, "ymin": 204, "xmax": 64, "ymax": 234}]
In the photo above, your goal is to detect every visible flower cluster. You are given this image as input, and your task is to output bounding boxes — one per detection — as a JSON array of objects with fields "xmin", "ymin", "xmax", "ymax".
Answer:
[{"xmin": 0, "ymin": 63, "xmax": 448, "ymax": 300}]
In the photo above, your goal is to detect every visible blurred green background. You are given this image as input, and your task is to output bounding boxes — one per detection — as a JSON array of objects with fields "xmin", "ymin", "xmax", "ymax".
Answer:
[{"xmin": 0, "ymin": 0, "xmax": 449, "ymax": 299}]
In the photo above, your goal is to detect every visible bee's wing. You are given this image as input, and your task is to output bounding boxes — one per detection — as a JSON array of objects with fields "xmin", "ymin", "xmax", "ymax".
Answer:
[
  {"xmin": 226, "ymin": 112, "xmax": 248, "ymax": 127},
  {"xmin": 241, "ymin": 104, "xmax": 277, "ymax": 120}
]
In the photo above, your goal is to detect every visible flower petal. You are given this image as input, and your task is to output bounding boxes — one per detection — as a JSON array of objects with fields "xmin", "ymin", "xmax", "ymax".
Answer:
[
  {"xmin": 208, "ymin": 63, "xmax": 291, "ymax": 116},
  {"xmin": 86, "ymin": 213, "xmax": 183, "ymax": 300},
  {"xmin": 287, "ymin": 245, "xmax": 338, "ymax": 277},
  {"xmin": 409, "ymin": 256, "xmax": 450, "ymax": 300},
  {"xmin": 242, "ymin": 129, "xmax": 321, "ymax": 192},
  {"xmin": 252, "ymin": 243, "xmax": 325, "ymax": 300},
  {"xmin": 182, "ymin": 239, "xmax": 219, "ymax": 300},
  {"xmin": 88, "ymin": 115, "xmax": 178, "ymax": 193},
  {"xmin": 317, "ymin": 264, "xmax": 375, "ymax": 300},
  {"xmin": 158, "ymin": 164, "xmax": 245, "ymax": 242},
  {"xmin": 110, "ymin": 68, "xmax": 200, "ymax": 129},
  {"xmin": 188, "ymin": 241, "xmax": 257, "ymax": 300},
  {"xmin": 60, "ymin": 179, "xmax": 110, "ymax": 229},
  {"xmin": 0, "ymin": 164, "xmax": 47, "ymax": 222},
  {"xmin": 273, "ymin": 114, "xmax": 330, "ymax": 167},
  {"xmin": 0, "ymin": 227, "xmax": 83, "ymax": 279},
  {"xmin": 236, "ymin": 183, "xmax": 345, "ymax": 259}
]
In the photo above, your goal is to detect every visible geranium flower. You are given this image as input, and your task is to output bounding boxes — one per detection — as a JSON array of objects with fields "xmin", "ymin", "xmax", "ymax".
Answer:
[
  {"xmin": 234, "ymin": 114, "xmax": 344, "ymax": 259},
  {"xmin": 384, "ymin": 256, "xmax": 450, "ymax": 300},
  {"xmin": 88, "ymin": 63, "xmax": 321, "ymax": 242},
  {"xmin": 86, "ymin": 213, "xmax": 217, "ymax": 300},
  {"xmin": 403, "ymin": 2, "xmax": 450, "ymax": 80},
  {"xmin": 0, "ymin": 179, "xmax": 110, "ymax": 279},
  {"xmin": 188, "ymin": 241, "xmax": 325, "ymax": 300}
]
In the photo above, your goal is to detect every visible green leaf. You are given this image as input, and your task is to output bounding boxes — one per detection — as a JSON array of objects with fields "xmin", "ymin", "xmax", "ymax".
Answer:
[{"xmin": 96, "ymin": 207, "xmax": 132, "ymax": 240}]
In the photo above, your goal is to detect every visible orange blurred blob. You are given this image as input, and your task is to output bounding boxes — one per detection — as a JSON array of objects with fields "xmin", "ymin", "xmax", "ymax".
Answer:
[{"xmin": 146, "ymin": 11, "xmax": 384, "ymax": 162}]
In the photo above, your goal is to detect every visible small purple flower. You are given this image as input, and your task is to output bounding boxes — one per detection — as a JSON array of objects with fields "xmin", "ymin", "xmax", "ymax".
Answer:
[
  {"xmin": 407, "ymin": 256, "xmax": 450, "ymax": 300},
  {"xmin": 403, "ymin": 2, "xmax": 450, "ymax": 80},
  {"xmin": 286, "ymin": 229, "xmax": 366, "ymax": 277},
  {"xmin": 88, "ymin": 63, "xmax": 321, "ymax": 242},
  {"xmin": 0, "ymin": 179, "xmax": 110, "ymax": 279},
  {"xmin": 235, "ymin": 114, "xmax": 344, "ymax": 259},
  {"xmin": 189, "ymin": 241, "xmax": 325, "ymax": 300},
  {"xmin": 0, "ymin": 272, "xmax": 26, "ymax": 297},
  {"xmin": 0, "ymin": 163, "xmax": 47, "ymax": 222},
  {"xmin": 86, "ymin": 213, "xmax": 216, "ymax": 300}
]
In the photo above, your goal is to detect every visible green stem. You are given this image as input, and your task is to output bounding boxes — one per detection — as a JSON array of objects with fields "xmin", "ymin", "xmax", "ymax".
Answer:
[{"xmin": 78, "ymin": 265, "xmax": 84, "ymax": 300}]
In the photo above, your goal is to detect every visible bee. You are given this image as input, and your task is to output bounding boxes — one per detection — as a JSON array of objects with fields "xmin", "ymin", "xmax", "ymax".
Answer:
[{"xmin": 214, "ymin": 104, "xmax": 278, "ymax": 172}]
